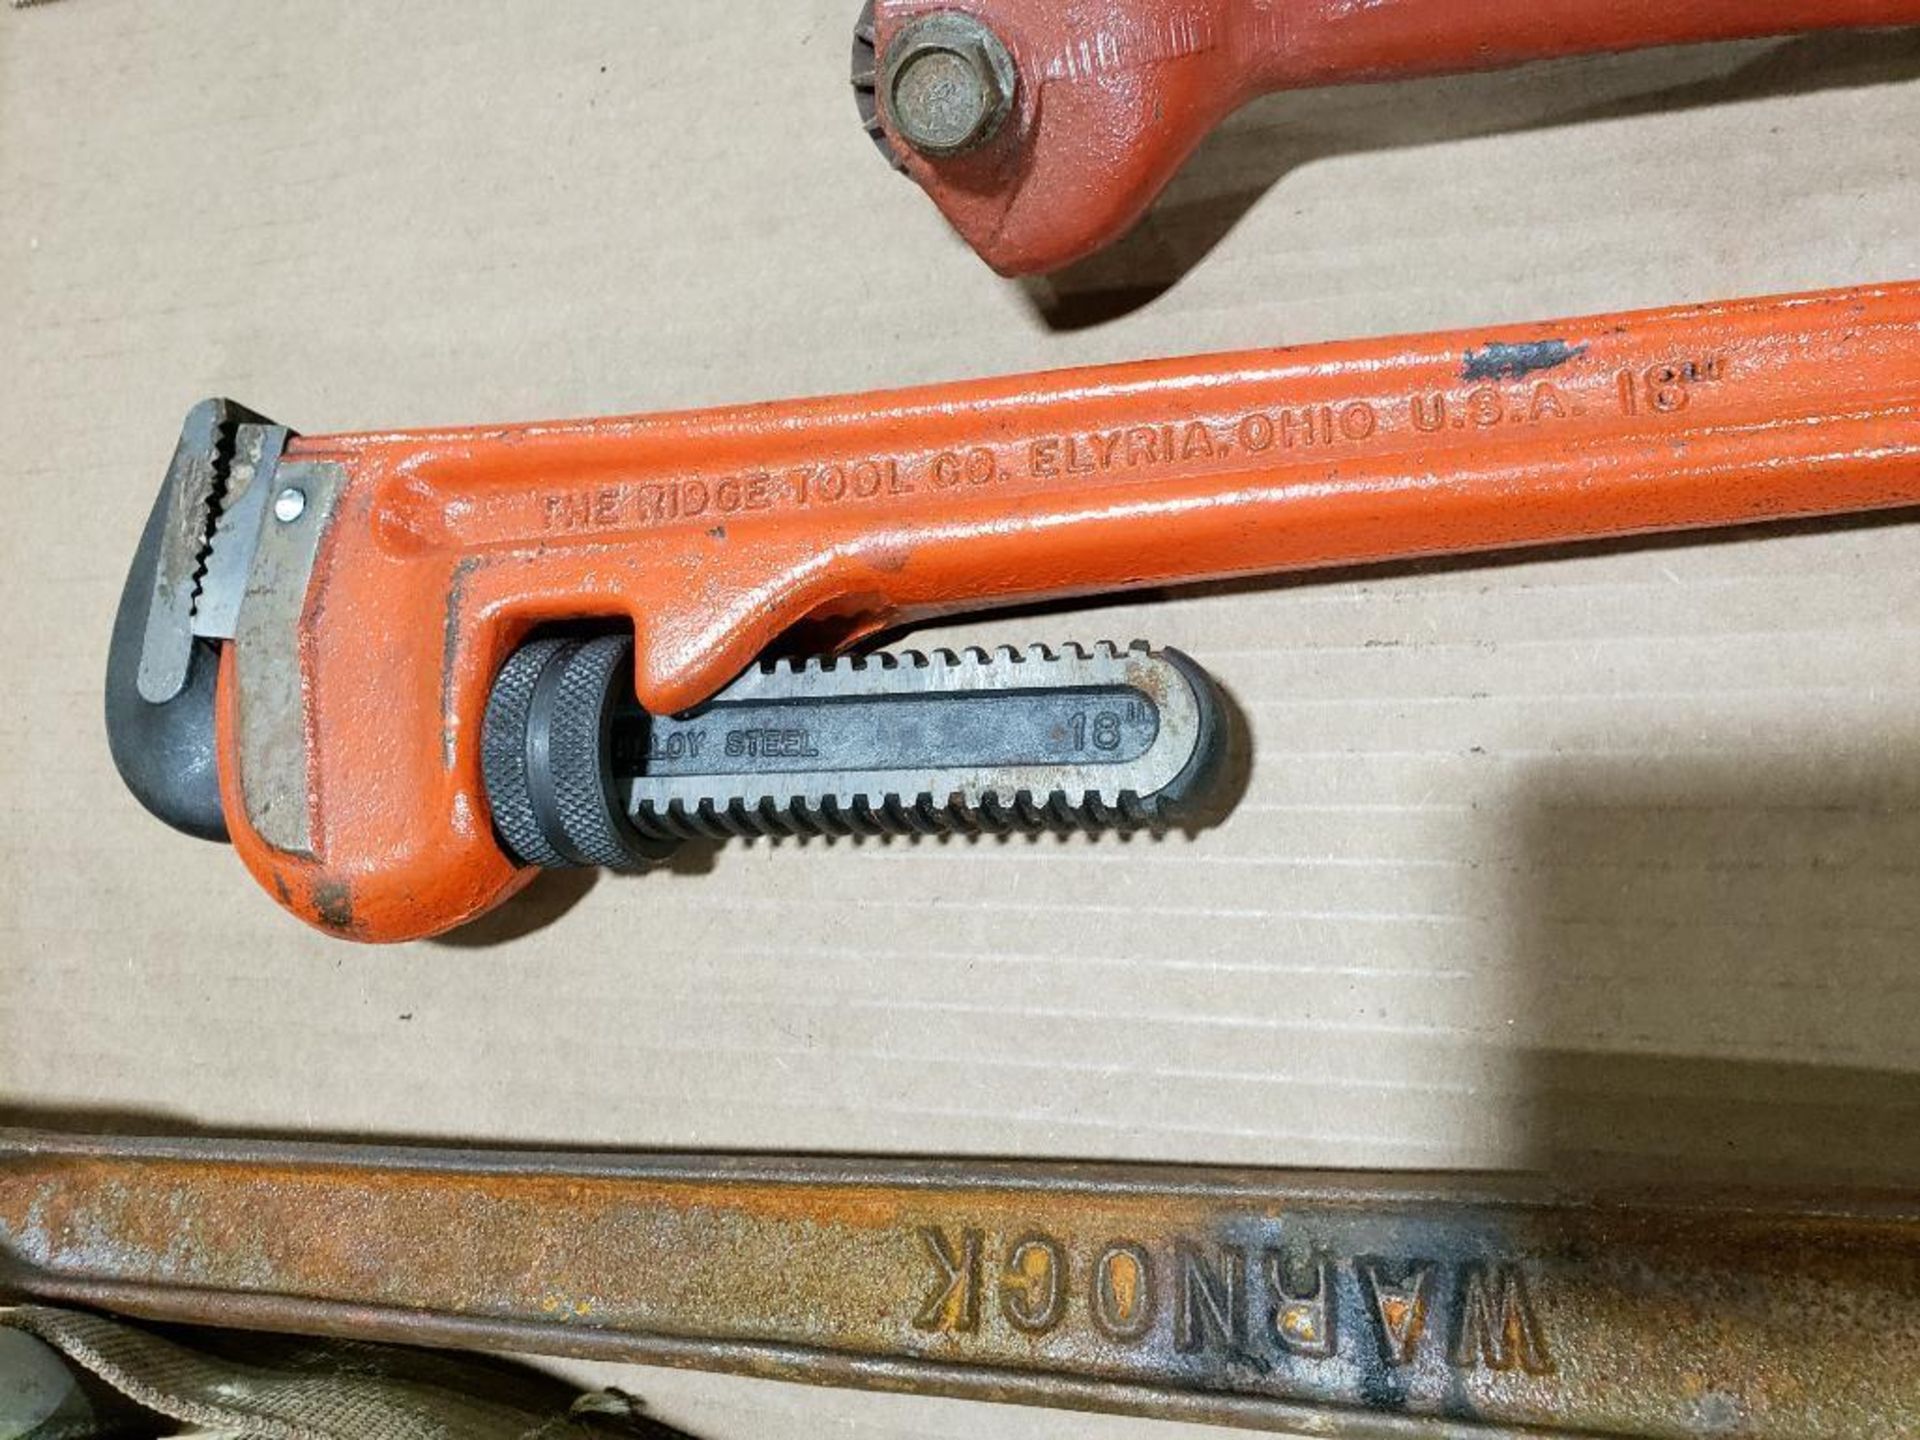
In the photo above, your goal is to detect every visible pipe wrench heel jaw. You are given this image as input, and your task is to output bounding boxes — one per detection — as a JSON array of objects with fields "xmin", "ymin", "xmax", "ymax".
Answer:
[
  {"xmin": 107, "ymin": 401, "xmax": 553, "ymax": 941},
  {"xmin": 106, "ymin": 399, "xmax": 291, "ymax": 845},
  {"xmin": 107, "ymin": 404, "xmax": 1235, "ymax": 941},
  {"xmin": 102, "ymin": 400, "xmax": 482, "ymax": 941}
]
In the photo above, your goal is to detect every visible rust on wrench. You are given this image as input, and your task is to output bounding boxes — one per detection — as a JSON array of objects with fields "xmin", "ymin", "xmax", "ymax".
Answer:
[{"xmin": 2, "ymin": 1131, "xmax": 1917, "ymax": 1437}]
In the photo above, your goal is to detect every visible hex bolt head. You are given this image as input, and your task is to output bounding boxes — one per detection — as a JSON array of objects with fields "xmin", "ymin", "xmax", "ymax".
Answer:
[{"xmin": 882, "ymin": 11, "xmax": 1017, "ymax": 158}]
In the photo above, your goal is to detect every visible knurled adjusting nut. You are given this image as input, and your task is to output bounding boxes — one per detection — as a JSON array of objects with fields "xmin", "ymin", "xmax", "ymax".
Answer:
[
  {"xmin": 882, "ymin": 10, "xmax": 1018, "ymax": 158},
  {"xmin": 481, "ymin": 635, "xmax": 669, "ymax": 873}
]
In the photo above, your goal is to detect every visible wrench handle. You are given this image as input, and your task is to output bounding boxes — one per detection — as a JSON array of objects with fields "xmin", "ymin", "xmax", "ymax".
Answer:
[
  {"xmin": 878, "ymin": 0, "xmax": 1920, "ymax": 273},
  {"xmin": 6, "ymin": 1131, "xmax": 1920, "ymax": 1437},
  {"xmin": 1253, "ymin": 0, "xmax": 1920, "ymax": 87},
  {"xmin": 842, "ymin": 285, "xmax": 1920, "ymax": 623}
]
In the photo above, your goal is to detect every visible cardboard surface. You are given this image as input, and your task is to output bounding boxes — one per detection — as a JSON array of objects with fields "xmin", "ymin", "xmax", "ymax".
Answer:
[{"xmin": 2, "ymin": 4, "xmax": 1918, "ymax": 1436}]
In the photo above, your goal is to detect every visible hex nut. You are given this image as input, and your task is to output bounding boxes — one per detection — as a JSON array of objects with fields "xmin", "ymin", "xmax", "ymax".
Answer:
[{"xmin": 882, "ymin": 11, "xmax": 1018, "ymax": 157}]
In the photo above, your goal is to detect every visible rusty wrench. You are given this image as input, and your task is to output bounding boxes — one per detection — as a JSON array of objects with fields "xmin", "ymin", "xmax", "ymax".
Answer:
[{"xmin": 5, "ymin": 1130, "xmax": 1920, "ymax": 1438}]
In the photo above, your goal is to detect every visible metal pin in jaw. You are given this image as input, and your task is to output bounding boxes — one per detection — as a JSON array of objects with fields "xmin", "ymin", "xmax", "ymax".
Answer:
[{"xmin": 882, "ymin": 10, "xmax": 1017, "ymax": 157}]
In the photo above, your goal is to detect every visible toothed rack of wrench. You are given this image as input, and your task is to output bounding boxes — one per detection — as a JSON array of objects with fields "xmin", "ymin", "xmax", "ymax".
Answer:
[{"xmin": 106, "ymin": 283, "xmax": 1920, "ymax": 941}]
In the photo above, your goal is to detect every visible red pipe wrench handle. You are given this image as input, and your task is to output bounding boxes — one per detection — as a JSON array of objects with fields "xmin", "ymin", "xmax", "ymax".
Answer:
[{"xmin": 868, "ymin": 0, "xmax": 1920, "ymax": 273}]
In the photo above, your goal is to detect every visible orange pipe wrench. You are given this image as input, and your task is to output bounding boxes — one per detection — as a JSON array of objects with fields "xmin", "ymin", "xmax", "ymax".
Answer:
[
  {"xmin": 857, "ymin": 0, "xmax": 1920, "ymax": 273},
  {"xmin": 108, "ymin": 284, "xmax": 1920, "ymax": 941}
]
